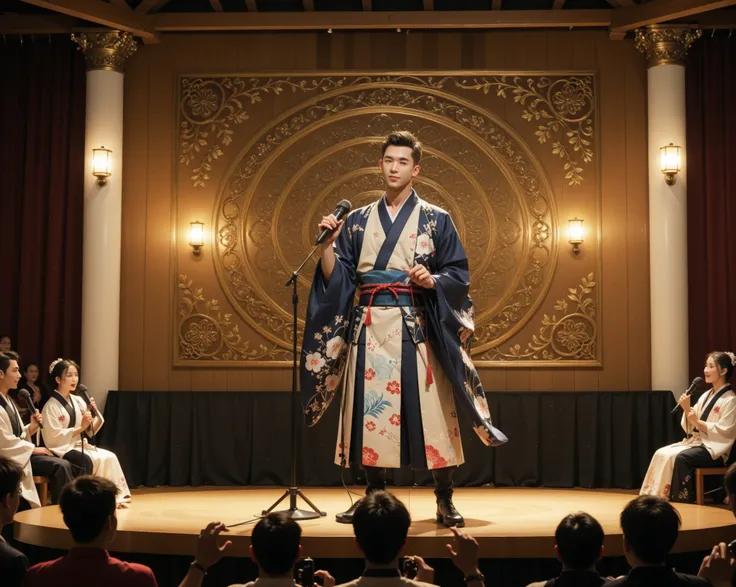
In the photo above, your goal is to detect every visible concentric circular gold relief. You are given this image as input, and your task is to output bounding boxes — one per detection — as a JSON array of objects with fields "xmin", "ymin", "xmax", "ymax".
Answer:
[{"xmin": 213, "ymin": 82, "xmax": 558, "ymax": 356}]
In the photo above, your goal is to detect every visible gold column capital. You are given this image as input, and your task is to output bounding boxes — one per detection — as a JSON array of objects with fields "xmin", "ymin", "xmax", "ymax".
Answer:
[
  {"xmin": 71, "ymin": 31, "xmax": 140, "ymax": 73},
  {"xmin": 634, "ymin": 25, "xmax": 702, "ymax": 68}
]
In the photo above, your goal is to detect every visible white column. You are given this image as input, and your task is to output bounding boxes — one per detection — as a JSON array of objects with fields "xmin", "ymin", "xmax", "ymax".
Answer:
[
  {"xmin": 73, "ymin": 32, "xmax": 139, "ymax": 414},
  {"xmin": 636, "ymin": 26, "xmax": 701, "ymax": 397}
]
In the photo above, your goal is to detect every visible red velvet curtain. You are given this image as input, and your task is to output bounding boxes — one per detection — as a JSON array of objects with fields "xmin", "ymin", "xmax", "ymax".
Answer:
[
  {"xmin": 687, "ymin": 32, "xmax": 736, "ymax": 377},
  {"xmin": 0, "ymin": 36, "xmax": 86, "ymax": 371}
]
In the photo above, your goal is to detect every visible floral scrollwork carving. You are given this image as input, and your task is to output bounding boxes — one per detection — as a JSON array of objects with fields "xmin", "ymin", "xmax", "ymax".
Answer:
[
  {"xmin": 481, "ymin": 273, "xmax": 597, "ymax": 362},
  {"xmin": 450, "ymin": 76, "xmax": 594, "ymax": 185},
  {"xmin": 179, "ymin": 77, "xmax": 347, "ymax": 187},
  {"xmin": 178, "ymin": 275, "xmax": 292, "ymax": 362}
]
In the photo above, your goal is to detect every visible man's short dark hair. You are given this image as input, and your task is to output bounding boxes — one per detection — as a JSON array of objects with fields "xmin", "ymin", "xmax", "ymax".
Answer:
[
  {"xmin": 352, "ymin": 491, "xmax": 411, "ymax": 565},
  {"xmin": 60, "ymin": 476, "xmax": 119, "ymax": 543},
  {"xmin": 381, "ymin": 131, "xmax": 422, "ymax": 164},
  {"xmin": 620, "ymin": 495, "xmax": 680, "ymax": 564},
  {"xmin": 0, "ymin": 351, "xmax": 19, "ymax": 374},
  {"xmin": 724, "ymin": 463, "xmax": 736, "ymax": 496},
  {"xmin": 0, "ymin": 456, "xmax": 23, "ymax": 502},
  {"xmin": 555, "ymin": 512, "xmax": 604, "ymax": 569},
  {"xmin": 251, "ymin": 512, "xmax": 302, "ymax": 575}
]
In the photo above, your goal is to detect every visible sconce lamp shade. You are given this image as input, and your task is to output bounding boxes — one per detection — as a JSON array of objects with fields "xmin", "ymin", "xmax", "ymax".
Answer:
[
  {"xmin": 660, "ymin": 143, "xmax": 681, "ymax": 186},
  {"xmin": 189, "ymin": 221, "xmax": 204, "ymax": 256},
  {"xmin": 92, "ymin": 147, "xmax": 112, "ymax": 186},
  {"xmin": 568, "ymin": 217, "xmax": 584, "ymax": 255}
]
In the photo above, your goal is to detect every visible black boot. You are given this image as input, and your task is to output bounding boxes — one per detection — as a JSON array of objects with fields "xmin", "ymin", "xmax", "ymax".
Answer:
[
  {"xmin": 433, "ymin": 466, "xmax": 463, "ymax": 527},
  {"xmin": 436, "ymin": 495, "xmax": 465, "ymax": 528},
  {"xmin": 335, "ymin": 466, "xmax": 386, "ymax": 524},
  {"xmin": 336, "ymin": 499, "xmax": 362, "ymax": 524}
]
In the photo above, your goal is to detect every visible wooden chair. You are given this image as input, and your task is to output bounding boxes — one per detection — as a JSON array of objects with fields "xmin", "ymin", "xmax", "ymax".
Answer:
[
  {"xmin": 695, "ymin": 467, "xmax": 729, "ymax": 505},
  {"xmin": 32, "ymin": 475, "xmax": 49, "ymax": 506}
]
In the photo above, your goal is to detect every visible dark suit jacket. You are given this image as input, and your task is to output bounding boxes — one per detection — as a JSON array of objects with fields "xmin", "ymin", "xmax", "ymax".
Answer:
[
  {"xmin": 0, "ymin": 538, "xmax": 29, "ymax": 587},
  {"xmin": 606, "ymin": 566, "xmax": 711, "ymax": 587}
]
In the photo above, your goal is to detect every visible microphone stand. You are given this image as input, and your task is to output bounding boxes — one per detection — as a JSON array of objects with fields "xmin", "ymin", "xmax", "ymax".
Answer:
[{"xmin": 261, "ymin": 244, "xmax": 326, "ymax": 520}]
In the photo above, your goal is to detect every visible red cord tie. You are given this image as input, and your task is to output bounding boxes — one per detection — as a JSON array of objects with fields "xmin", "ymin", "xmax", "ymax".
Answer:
[{"xmin": 359, "ymin": 282, "xmax": 433, "ymax": 386}]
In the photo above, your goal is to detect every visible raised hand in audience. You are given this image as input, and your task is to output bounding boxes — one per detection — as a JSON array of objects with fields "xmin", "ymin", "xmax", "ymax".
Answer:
[
  {"xmin": 698, "ymin": 542, "xmax": 736, "ymax": 587},
  {"xmin": 195, "ymin": 521, "xmax": 232, "ymax": 568},
  {"xmin": 314, "ymin": 569, "xmax": 336, "ymax": 587},
  {"xmin": 447, "ymin": 527, "xmax": 484, "ymax": 585}
]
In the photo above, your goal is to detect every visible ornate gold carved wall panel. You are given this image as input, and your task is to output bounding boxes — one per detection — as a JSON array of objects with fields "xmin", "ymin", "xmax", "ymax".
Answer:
[{"xmin": 175, "ymin": 72, "xmax": 601, "ymax": 367}]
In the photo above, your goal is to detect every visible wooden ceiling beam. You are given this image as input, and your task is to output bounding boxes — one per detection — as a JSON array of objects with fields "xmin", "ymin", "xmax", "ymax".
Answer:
[
  {"xmin": 135, "ymin": 0, "xmax": 174, "ymax": 14},
  {"xmin": 678, "ymin": 8, "xmax": 736, "ymax": 27},
  {"xmin": 610, "ymin": 0, "xmax": 736, "ymax": 35},
  {"xmin": 20, "ymin": 0, "xmax": 158, "ymax": 40},
  {"xmin": 0, "ymin": 13, "xmax": 75, "ymax": 33},
  {"xmin": 153, "ymin": 9, "xmax": 613, "ymax": 31}
]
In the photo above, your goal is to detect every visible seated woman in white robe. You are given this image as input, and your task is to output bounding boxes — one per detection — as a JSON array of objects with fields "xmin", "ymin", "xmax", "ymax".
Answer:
[
  {"xmin": 641, "ymin": 351, "xmax": 736, "ymax": 502},
  {"xmin": 41, "ymin": 359, "xmax": 131, "ymax": 507}
]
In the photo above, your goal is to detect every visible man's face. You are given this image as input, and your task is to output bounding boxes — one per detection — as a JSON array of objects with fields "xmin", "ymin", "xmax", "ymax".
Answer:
[
  {"xmin": 0, "ymin": 360, "xmax": 21, "ymax": 390},
  {"xmin": 0, "ymin": 338, "xmax": 10, "ymax": 353},
  {"xmin": 379, "ymin": 146, "xmax": 420, "ymax": 191}
]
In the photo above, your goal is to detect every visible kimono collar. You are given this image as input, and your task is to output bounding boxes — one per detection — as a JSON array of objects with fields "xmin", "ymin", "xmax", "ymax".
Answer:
[
  {"xmin": 51, "ymin": 390, "xmax": 76, "ymax": 427},
  {"xmin": 374, "ymin": 191, "xmax": 419, "ymax": 271},
  {"xmin": 0, "ymin": 393, "xmax": 23, "ymax": 437},
  {"xmin": 702, "ymin": 383, "xmax": 732, "ymax": 422}
]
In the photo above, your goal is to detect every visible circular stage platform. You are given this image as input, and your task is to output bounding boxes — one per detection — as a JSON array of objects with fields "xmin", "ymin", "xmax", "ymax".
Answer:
[{"xmin": 14, "ymin": 487, "xmax": 736, "ymax": 559}]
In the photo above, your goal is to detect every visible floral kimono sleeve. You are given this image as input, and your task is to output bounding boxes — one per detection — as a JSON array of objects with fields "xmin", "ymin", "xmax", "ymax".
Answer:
[
  {"xmin": 422, "ymin": 208, "xmax": 508, "ymax": 446},
  {"xmin": 300, "ymin": 212, "xmax": 360, "ymax": 426}
]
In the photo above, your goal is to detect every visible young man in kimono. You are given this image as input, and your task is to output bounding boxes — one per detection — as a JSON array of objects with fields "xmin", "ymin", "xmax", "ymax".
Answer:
[
  {"xmin": 300, "ymin": 131, "xmax": 507, "ymax": 527},
  {"xmin": 0, "ymin": 352, "xmax": 75, "ymax": 508},
  {"xmin": 640, "ymin": 351, "xmax": 736, "ymax": 502}
]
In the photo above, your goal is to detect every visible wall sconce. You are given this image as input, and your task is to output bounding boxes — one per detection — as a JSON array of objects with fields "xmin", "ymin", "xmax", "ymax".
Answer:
[
  {"xmin": 660, "ymin": 143, "xmax": 681, "ymax": 186},
  {"xmin": 568, "ymin": 217, "xmax": 584, "ymax": 255},
  {"xmin": 92, "ymin": 146, "xmax": 112, "ymax": 187},
  {"xmin": 189, "ymin": 221, "xmax": 204, "ymax": 256}
]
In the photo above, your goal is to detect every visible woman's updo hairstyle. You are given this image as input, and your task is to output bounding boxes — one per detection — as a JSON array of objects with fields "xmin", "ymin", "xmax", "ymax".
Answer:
[
  {"xmin": 49, "ymin": 358, "xmax": 80, "ymax": 386},
  {"xmin": 707, "ymin": 351, "xmax": 736, "ymax": 381}
]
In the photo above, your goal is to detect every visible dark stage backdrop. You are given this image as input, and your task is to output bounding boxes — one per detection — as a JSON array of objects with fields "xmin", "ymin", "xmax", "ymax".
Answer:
[
  {"xmin": 0, "ymin": 36, "xmax": 86, "ymax": 367},
  {"xmin": 687, "ymin": 32, "xmax": 736, "ymax": 378},
  {"xmin": 100, "ymin": 390, "xmax": 680, "ymax": 490}
]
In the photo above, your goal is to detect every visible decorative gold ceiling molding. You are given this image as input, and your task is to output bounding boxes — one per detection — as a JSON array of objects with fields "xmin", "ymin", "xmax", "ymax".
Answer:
[{"xmin": 634, "ymin": 25, "xmax": 702, "ymax": 68}]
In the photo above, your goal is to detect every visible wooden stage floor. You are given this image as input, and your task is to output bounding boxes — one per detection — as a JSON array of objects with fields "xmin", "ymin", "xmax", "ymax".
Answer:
[{"xmin": 14, "ymin": 487, "xmax": 736, "ymax": 559}]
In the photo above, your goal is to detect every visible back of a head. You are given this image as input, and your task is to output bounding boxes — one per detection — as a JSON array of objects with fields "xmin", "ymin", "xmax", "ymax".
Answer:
[
  {"xmin": 60, "ymin": 475, "xmax": 119, "ymax": 543},
  {"xmin": 0, "ymin": 456, "xmax": 23, "ymax": 502},
  {"xmin": 620, "ymin": 495, "xmax": 680, "ymax": 564},
  {"xmin": 251, "ymin": 512, "xmax": 302, "ymax": 575},
  {"xmin": 352, "ymin": 491, "xmax": 411, "ymax": 565},
  {"xmin": 555, "ymin": 512, "xmax": 604, "ymax": 570},
  {"xmin": 725, "ymin": 463, "xmax": 736, "ymax": 497}
]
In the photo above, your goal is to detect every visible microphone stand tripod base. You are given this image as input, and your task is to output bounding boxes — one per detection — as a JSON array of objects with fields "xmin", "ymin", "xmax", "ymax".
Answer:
[{"xmin": 261, "ymin": 486, "xmax": 327, "ymax": 520}]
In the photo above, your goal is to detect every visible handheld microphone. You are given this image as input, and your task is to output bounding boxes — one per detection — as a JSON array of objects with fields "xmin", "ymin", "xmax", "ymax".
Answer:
[
  {"xmin": 17, "ymin": 388, "xmax": 43, "ymax": 429},
  {"xmin": 77, "ymin": 384, "xmax": 97, "ymax": 417},
  {"xmin": 671, "ymin": 377, "xmax": 705, "ymax": 414},
  {"xmin": 315, "ymin": 200, "xmax": 352, "ymax": 245}
]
